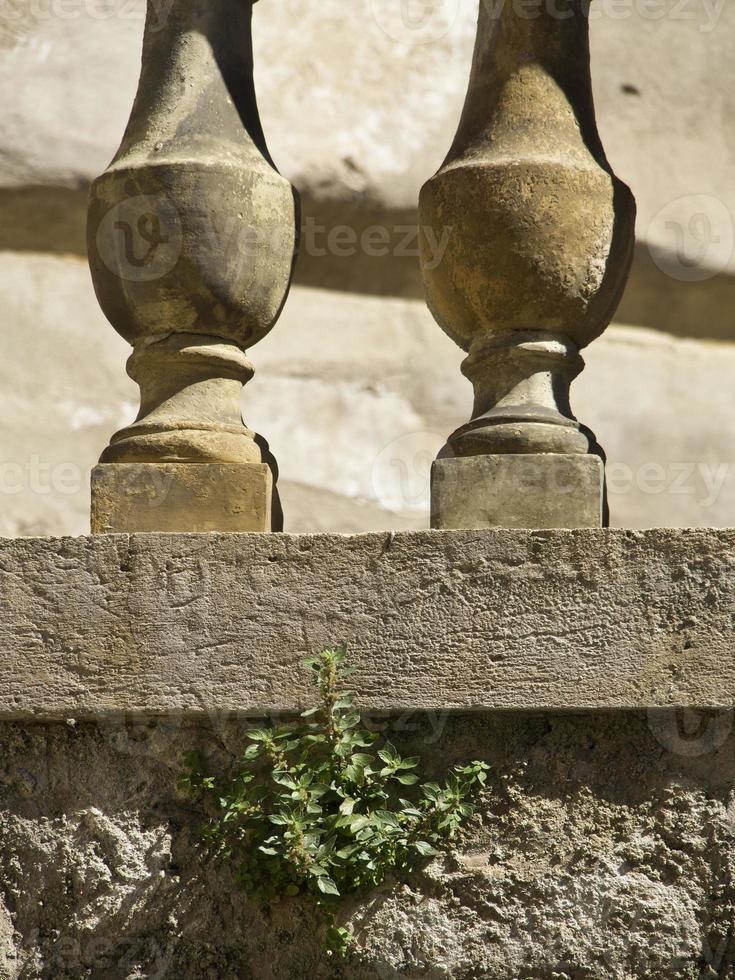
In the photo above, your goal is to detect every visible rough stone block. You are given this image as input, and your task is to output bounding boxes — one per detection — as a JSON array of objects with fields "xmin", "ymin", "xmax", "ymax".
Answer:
[
  {"xmin": 1, "ymin": 712, "xmax": 733, "ymax": 977},
  {"xmin": 0, "ymin": 528, "xmax": 733, "ymax": 719},
  {"xmin": 90, "ymin": 463, "xmax": 272, "ymax": 533},
  {"xmin": 431, "ymin": 454, "xmax": 604, "ymax": 530}
]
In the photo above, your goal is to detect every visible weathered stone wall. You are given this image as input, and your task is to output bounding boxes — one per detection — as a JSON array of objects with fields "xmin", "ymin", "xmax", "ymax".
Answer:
[
  {"xmin": 0, "ymin": 529, "xmax": 732, "ymax": 976},
  {"xmin": 1, "ymin": 1, "xmax": 735, "ymax": 535},
  {"xmin": 1, "ymin": 711, "xmax": 734, "ymax": 979}
]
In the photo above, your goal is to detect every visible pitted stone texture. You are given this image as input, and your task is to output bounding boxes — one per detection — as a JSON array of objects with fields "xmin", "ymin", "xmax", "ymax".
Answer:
[
  {"xmin": 0, "ymin": 529, "xmax": 733, "ymax": 719},
  {"xmin": 0, "ymin": 713, "xmax": 734, "ymax": 978}
]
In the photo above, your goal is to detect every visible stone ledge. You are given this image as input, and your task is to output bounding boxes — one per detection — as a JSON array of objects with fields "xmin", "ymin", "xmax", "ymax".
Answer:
[{"xmin": 0, "ymin": 528, "xmax": 733, "ymax": 719}]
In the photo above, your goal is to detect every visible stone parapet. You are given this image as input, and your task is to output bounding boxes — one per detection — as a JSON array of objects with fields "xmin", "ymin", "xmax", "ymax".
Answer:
[{"xmin": 0, "ymin": 528, "xmax": 732, "ymax": 720}]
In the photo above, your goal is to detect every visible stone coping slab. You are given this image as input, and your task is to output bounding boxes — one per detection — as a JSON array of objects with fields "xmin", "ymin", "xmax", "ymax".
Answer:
[{"xmin": 0, "ymin": 529, "xmax": 733, "ymax": 720}]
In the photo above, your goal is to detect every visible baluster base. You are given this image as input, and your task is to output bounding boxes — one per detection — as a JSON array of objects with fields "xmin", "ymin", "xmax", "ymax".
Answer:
[
  {"xmin": 91, "ymin": 462, "xmax": 278, "ymax": 534},
  {"xmin": 431, "ymin": 454, "xmax": 605, "ymax": 530}
]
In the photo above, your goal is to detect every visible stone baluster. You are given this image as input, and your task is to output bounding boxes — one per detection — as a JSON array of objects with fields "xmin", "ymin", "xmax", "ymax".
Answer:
[
  {"xmin": 88, "ymin": 0, "xmax": 297, "ymax": 533},
  {"xmin": 420, "ymin": 0, "xmax": 635, "ymax": 530}
]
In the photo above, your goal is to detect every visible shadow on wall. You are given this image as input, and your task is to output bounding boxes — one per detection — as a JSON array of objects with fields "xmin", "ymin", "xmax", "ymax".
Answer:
[
  {"xmin": 2, "ymin": 187, "xmax": 733, "ymax": 344},
  {"xmin": 616, "ymin": 243, "xmax": 735, "ymax": 343}
]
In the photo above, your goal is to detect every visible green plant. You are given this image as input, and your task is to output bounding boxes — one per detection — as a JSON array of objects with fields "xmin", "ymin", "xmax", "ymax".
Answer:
[{"xmin": 181, "ymin": 646, "xmax": 489, "ymax": 957}]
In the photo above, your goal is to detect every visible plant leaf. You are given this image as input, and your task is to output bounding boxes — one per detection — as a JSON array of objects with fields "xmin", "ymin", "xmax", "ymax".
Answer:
[
  {"xmin": 377, "ymin": 742, "xmax": 399, "ymax": 764},
  {"xmin": 246, "ymin": 729, "xmax": 271, "ymax": 742},
  {"xmin": 317, "ymin": 876, "xmax": 340, "ymax": 896}
]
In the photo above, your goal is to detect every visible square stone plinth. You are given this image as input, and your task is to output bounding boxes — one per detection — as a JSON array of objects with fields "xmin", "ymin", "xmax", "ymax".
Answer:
[
  {"xmin": 431, "ymin": 454, "xmax": 604, "ymax": 530},
  {"xmin": 91, "ymin": 462, "xmax": 273, "ymax": 533}
]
